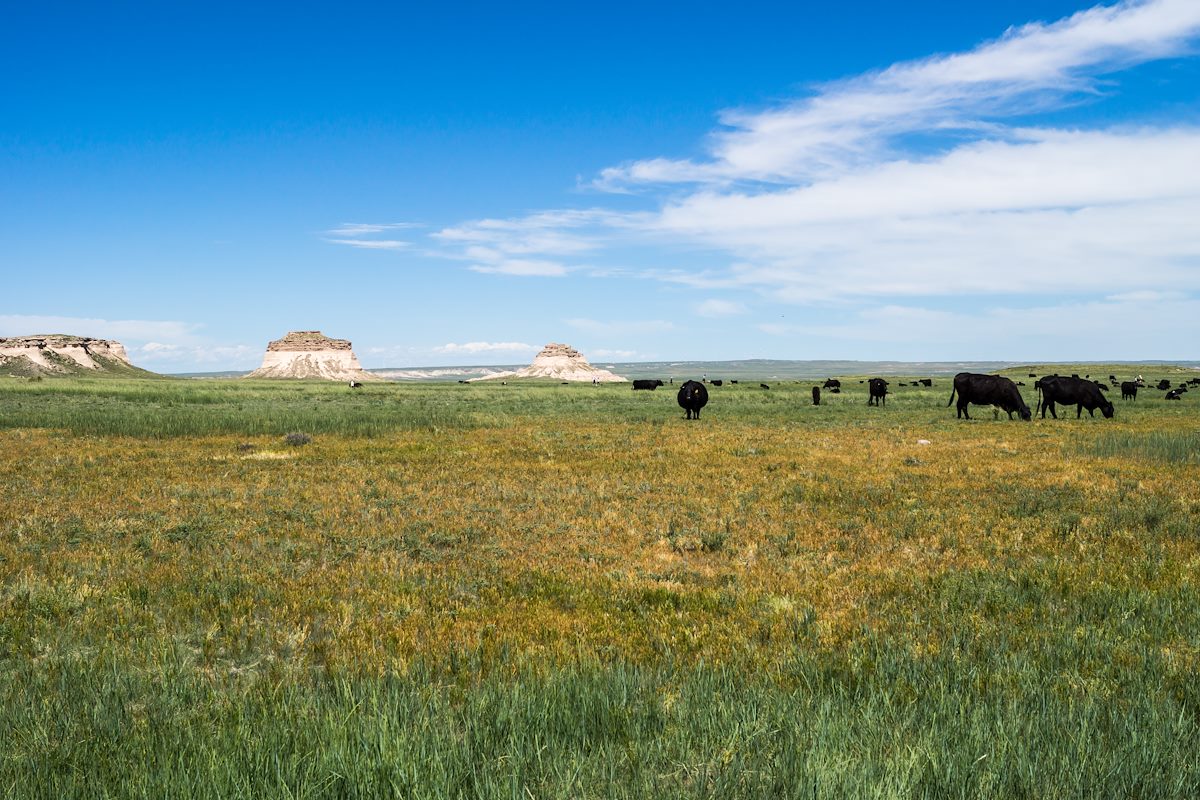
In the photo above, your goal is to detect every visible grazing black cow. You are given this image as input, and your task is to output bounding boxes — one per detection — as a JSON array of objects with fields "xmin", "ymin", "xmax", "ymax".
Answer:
[
  {"xmin": 710, "ymin": 379, "xmax": 723, "ymax": 387},
  {"xmin": 1157, "ymin": 379, "xmax": 1172, "ymax": 390},
  {"xmin": 1188, "ymin": 378, "xmax": 1200, "ymax": 386},
  {"xmin": 677, "ymin": 380, "xmax": 709, "ymax": 419},
  {"xmin": 919, "ymin": 378, "xmax": 933, "ymax": 387},
  {"xmin": 822, "ymin": 379, "xmax": 841, "ymax": 390},
  {"xmin": 1093, "ymin": 381, "xmax": 1108, "ymax": 392},
  {"xmin": 1121, "ymin": 381, "xmax": 1139, "ymax": 401},
  {"xmin": 632, "ymin": 379, "xmax": 664, "ymax": 391},
  {"xmin": 1028, "ymin": 373, "xmax": 1038, "ymax": 378},
  {"xmin": 760, "ymin": 383, "xmax": 770, "ymax": 390},
  {"xmin": 1166, "ymin": 389, "xmax": 1183, "ymax": 400},
  {"xmin": 867, "ymin": 378, "xmax": 889, "ymax": 406},
  {"xmin": 1035, "ymin": 375, "xmax": 1114, "ymax": 419},
  {"xmin": 812, "ymin": 386, "xmax": 820, "ymax": 406},
  {"xmin": 348, "ymin": 380, "xmax": 363, "ymax": 389},
  {"xmin": 1109, "ymin": 374, "xmax": 1117, "ymax": 382},
  {"xmin": 947, "ymin": 373, "xmax": 1031, "ymax": 420},
  {"xmin": 729, "ymin": 380, "xmax": 738, "ymax": 384}
]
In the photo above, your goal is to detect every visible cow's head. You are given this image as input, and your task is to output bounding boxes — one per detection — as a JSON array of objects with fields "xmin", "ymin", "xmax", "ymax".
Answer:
[{"xmin": 1100, "ymin": 401, "xmax": 1115, "ymax": 419}]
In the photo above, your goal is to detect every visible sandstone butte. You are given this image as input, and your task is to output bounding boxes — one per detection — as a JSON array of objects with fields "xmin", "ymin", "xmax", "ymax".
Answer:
[
  {"xmin": 470, "ymin": 343, "xmax": 627, "ymax": 383},
  {"xmin": 0, "ymin": 334, "xmax": 146, "ymax": 376},
  {"xmin": 245, "ymin": 330, "xmax": 380, "ymax": 381}
]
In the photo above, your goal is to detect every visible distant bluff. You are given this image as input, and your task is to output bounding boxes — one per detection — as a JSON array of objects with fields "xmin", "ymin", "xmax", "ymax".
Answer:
[
  {"xmin": 0, "ymin": 334, "xmax": 154, "ymax": 378},
  {"xmin": 471, "ymin": 343, "xmax": 627, "ymax": 383},
  {"xmin": 245, "ymin": 331, "xmax": 380, "ymax": 381}
]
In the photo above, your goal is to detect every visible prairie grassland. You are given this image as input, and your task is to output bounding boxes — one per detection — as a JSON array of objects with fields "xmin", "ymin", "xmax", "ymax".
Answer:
[{"xmin": 1, "ymin": 375, "xmax": 1198, "ymax": 798}]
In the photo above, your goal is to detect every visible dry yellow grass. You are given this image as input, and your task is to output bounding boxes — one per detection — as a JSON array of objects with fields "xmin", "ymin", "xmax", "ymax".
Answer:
[{"xmin": 3, "ymin": 394, "xmax": 1197, "ymax": 681}]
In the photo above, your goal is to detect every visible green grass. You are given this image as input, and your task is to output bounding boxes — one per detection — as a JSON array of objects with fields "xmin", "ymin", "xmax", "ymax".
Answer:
[
  {"xmin": 1084, "ymin": 430, "xmax": 1200, "ymax": 464},
  {"xmin": 1, "ymin": 371, "xmax": 1198, "ymax": 797}
]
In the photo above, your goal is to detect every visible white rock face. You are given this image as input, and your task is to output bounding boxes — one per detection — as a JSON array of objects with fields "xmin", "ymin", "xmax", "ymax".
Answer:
[
  {"xmin": 245, "ymin": 331, "xmax": 380, "ymax": 381},
  {"xmin": 471, "ymin": 343, "xmax": 626, "ymax": 383},
  {"xmin": 0, "ymin": 335, "xmax": 136, "ymax": 374}
]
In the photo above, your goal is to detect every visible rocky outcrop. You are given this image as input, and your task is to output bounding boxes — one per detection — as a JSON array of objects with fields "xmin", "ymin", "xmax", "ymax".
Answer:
[
  {"xmin": 0, "ymin": 334, "xmax": 147, "ymax": 377},
  {"xmin": 471, "ymin": 343, "xmax": 626, "ymax": 383},
  {"xmin": 245, "ymin": 331, "xmax": 380, "ymax": 381}
]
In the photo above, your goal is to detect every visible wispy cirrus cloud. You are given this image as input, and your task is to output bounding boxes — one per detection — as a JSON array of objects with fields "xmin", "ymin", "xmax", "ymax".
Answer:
[
  {"xmin": 335, "ymin": 0, "xmax": 1200, "ymax": 360},
  {"xmin": 433, "ymin": 341, "xmax": 540, "ymax": 354},
  {"xmin": 597, "ymin": 0, "xmax": 1200, "ymax": 189},
  {"xmin": 324, "ymin": 238, "xmax": 410, "ymax": 250},
  {"xmin": 565, "ymin": 318, "xmax": 675, "ymax": 335},
  {"xmin": 0, "ymin": 314, "xmax": 202, "ymax": 341},
  {"xmin": 324, "ymin": 222, "xmax": 419, "ymax": 250},
  {"xmin": 695, "ymin": 299, "xmax": 747, "ymax": 317}
]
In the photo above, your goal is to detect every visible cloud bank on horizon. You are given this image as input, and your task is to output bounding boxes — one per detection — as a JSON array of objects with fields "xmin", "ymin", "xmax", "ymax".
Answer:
[{"xmin": 331, "ymin": 0, "xmax": 1200, "ymax": 364}]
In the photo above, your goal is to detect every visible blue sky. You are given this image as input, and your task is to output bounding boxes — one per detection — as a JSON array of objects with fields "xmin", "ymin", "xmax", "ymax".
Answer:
[{"xmin": 3, "ymin": 1, "xmax": 1199, "ymax": 371}]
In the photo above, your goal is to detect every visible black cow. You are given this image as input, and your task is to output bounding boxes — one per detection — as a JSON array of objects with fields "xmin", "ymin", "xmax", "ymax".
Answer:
[
  {"xmin": 760, "ymin": 383, "xmax": 770, "ymax": 390},
  {"xmin": 868, "ymin": 378, "xmax": 888, "ymax": 406},
  {"xmin": 822, "ymin": 379, "xmax": 841, "ymax": 390},
  {"xmin": 348, "ymin": 381, "xmax": 363, "ymax": 389},
  {"xmin": 632, "ymin": 379, "xmax": 664, "ymax": 391},
  {"xmin": 1094, "ymin": 381, "xmax": 1108, "ymax": 392},
  {"xmin": 830, "ymin": 387, "xmax": 841, "ymax": 394},
  {"xmin": 1035, "ymin": 375, "xmax": 1114, "ymax": 419},
  {"xmin": 919, "ymin": 378, "xmax": 933, "ymax": 387},
  {"xmin": 677, "ymin": 380, "xmax": 709, "ymax": 419},
  {"xmin": 710, "ymin": 379, "xmax": 723, "ymax": 387},
  {"xmin": 730, "ymin": 380, "xmax": 738, "ymax": 384},
  {"xmin": 812, "ymin": 386, "xmax": 820, "ymax": 406},
  {"xmin": 1120, "ymin": 381, "xmax": 1139, "ymax": 401},
  {"xmin": 1028, "ymin": 373, "xmax": 1038, "ymax": 378},
  {"xmin": 947, "ymin": 373, "xmax": 1031, "ymax": 420},
  {"xmin": 1166, "ymin": 389, "xmax": 1183, "ymax": 400},
  {"xmin": 1157, "ymin": 379, "xmax": 1172, "ymax": 390}
]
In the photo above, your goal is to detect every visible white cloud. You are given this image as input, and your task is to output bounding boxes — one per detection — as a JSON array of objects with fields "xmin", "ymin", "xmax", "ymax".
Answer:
[
  {"xmin": 777, "ymin": 297, "xmax": 1200, "ymax": 359},
  {"xmin": 565, "ymin": 318, "xmax": 675, "ymax": 335},
  {"xmin": 468, "ymin": 259, "xmax": 568, "ymax": 277},
  {"xmin": 339, "ymin": 1, "xmax": 1200, "ymax": 360},
  {"xmin": 695, "ymin": 299, "xmax": 747, "ymax": 317},
  {"xmin": 1105, "ymin": 289, "xmax": 1189, "ymax": 302},
  {"xmin": 323, "ymin": 222, "xmax": 417, "ymax": 250},
  {"xmin": 589, "ymin": 348, "xmax": 644, "ymax": 360},
  {"xmin": 598, "ymin": 0, "xmax": 1200, "ymax": 189},
  {"xmin": 0, "ymin": 315, "xmax": 202, "ymax": 341},
  {"xmin": 642, "ymin": 129, "xmax": 1200, "ymax": 300},
  {"xmin": 327, "ymin": 222, "xmax": 420, "ymax": 236},
  {"xmin": 433, "ymin": 341, "xmax": 540, "ymax": 354},
  {"xmin": 323, "ymin": 238, "xmax": 410, "ymax": 250}
]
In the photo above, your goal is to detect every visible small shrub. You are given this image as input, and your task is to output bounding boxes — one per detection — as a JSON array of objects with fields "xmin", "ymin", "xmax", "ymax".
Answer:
[{"xmin": 283, "ymin": 432, "xmax": 312, "ymax": 447}]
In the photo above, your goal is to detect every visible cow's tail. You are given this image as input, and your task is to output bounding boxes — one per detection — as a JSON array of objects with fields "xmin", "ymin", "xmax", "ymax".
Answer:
[{"xmin": 946, "ymin": 386, "xmax": 956, "ymax": 407}]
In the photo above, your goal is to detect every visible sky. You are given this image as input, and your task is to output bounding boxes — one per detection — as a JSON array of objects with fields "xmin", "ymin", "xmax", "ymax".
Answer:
[{"xmin": 2, "ymin": 0, "xmax": 1199, "ymax": 371}]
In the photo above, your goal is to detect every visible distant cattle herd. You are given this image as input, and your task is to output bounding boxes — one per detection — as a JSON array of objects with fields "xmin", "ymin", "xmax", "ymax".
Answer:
[
  {"xmin": 621, "ymin": 371, "xmax": 1194, "ymax": 420},
  {"xmin": 439, "ymin": 370, "xmax": 1196, "ymax": 420}
]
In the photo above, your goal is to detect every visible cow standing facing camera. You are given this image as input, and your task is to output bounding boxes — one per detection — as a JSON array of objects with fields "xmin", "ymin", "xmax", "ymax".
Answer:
[{"xmin": 677, "ymin": 380, "xmax": 709, "ymax": 420}]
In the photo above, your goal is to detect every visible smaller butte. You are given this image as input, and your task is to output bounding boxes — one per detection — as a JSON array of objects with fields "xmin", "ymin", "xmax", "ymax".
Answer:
[
  {"xmin": 245, "ymin": 331, "xmax": 380, "ymax": 381},
  {"xmin": 471, "ymin": 343, "xmax": 626, "ymax": 383}
]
